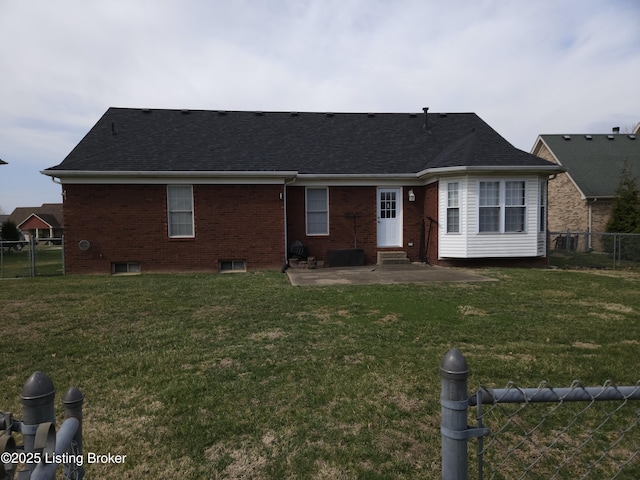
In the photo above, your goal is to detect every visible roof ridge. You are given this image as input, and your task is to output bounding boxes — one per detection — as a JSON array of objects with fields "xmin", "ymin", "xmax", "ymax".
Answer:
[{"xmin": 107, "ymin": 107, "xmax": 479, "ymax": 116}]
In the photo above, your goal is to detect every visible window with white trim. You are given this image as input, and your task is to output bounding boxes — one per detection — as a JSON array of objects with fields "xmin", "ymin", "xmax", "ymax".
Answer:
[
  {"xmin": 478, "ymin": 180, "xmax": 527, "ymax": 233},
  {"xmin": 167, "ymin": 185, "xmax": 194, "ymax": 238},
  {"xmin": 306, "ymin": 187, "xmax": 329, "ymax": 235},
  {"xmin": 446, "ymin": 182, "xmax": 460, "ymax": 233},
  {"xmin": 479, "ymin": 181, "xmax": 500, "ymax": 232},
  {"xmin": 505, "ymin": 181, "xmax": 526, "ymax": 232}
]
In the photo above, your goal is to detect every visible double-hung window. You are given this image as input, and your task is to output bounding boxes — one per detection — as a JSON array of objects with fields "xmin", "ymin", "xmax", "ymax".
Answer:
[
  {"xmin": 479, "ymin": 181, "xmax": 501, "ymax": 232},
  {"xmin": 478, "ymin": 180, "xmax": 526, "ymax": 233},
  {"xmin": 446, "ymin": 182, "xmax": 460, "ymax": 233},
  {"xmin": 539, "ymin": 181, "xmax": 547, "ymax": 232},
  {"xmin": 306, "ymin": 187, "xmax": 329, "ymax": 235},
  {"xmin": 167, "ymin": 185, "xmax": 194, "ymax": 238},
  {"xmin": 505, "ymin": 181, "xmax": 526, "ymax": 232}
]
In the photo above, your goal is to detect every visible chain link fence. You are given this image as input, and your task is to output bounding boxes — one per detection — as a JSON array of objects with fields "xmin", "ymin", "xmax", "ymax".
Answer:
[
  {"xmin": 0, "ymin": 237, "xmax": 64, "ymax": 278},
  {"xmin": 441, "ymin": 349, "xmax": 640, "ymax": 480},
  {"xmin": 548, "ymin": 231, "xmax": 640, "ymax": 270},
  {"xmin": 472, "ymin": 381, "xmax": 640, "ymax": 479}
]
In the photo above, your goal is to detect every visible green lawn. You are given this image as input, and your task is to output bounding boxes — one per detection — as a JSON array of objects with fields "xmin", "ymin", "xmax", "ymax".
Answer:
[{"xmin": 1, "ymin": 268, "xmax": 639, "ymax": 478}]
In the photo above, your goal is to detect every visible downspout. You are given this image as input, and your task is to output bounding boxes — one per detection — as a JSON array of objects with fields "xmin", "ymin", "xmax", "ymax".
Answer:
[
  {"xmin": 281, "ymin": 176, "xmax": 297, "ymax": 272},
  {"xmin": 588, "ymin": 198, "xmax": 597, "ymax": 250}
]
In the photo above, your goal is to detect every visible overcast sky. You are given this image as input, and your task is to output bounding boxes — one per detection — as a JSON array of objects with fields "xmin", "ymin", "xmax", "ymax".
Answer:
[{"xmin": 1, "ymin": 0, "xmax": 639, "ymax": 213}]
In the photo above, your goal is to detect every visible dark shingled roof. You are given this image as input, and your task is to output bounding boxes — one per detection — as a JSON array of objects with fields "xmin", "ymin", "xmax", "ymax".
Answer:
[
  {"xmin": 539, "ymin": 134, "xmax": 640, "ymax": 198},
  {"xmin": 46, "ymin": 108, "xmax": 556, "ymax": 175},
  {"xmin": 9, "ymin": 204, "xmax": 64, "ymax": 228}
]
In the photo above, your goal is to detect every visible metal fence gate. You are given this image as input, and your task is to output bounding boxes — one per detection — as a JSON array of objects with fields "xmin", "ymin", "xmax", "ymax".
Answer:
[
  {"xmin": 0, "ymin": 237, "xmax": 64, "ymax": 278},
  {"xmin": 441, "ymin": 349, "xmax": 640, "ymax": 479}
]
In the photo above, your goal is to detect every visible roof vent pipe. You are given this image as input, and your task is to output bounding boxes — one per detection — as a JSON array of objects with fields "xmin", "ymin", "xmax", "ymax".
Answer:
[{"xmin": 423, "ymin": 107, "xmax": 429, "ymax": 129}]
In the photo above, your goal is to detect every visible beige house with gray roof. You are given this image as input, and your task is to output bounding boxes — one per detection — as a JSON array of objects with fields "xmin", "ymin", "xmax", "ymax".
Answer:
[{"xmin": 532, "ymin": 131, "xmax": 640, "ymax": 250}]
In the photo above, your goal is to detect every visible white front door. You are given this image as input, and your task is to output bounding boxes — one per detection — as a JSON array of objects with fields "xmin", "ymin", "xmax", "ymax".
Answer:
[{"xmin": 377, "ymin": 188, "xmax": 402, "ymax": 247}]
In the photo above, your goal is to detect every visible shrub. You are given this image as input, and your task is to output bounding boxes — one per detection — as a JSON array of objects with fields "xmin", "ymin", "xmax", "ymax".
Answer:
[
  {"xmin": 0, "ymin": 220, "xmax": 19, "ymax": 241},
  {"xmin": 603, "ymin": 163, "xmax": 640, "ymax": 260}
]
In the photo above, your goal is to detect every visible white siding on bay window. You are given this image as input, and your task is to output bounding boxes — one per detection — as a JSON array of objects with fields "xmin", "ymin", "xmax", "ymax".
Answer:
[
  {"xmin": 439, "ymin": 175, "xmax": 547, "ymax": 259},
  {"xmin": 438, "ymin": 177, "xmax": 468, "ymax": 258}
]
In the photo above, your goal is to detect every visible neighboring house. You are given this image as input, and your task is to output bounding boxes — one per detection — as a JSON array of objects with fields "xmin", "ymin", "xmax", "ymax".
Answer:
[
  {"xmin": 9, "ymin": 204, "xmax": 64, "ymax": 241},
  {"xmin": 531, "ymin": 131, "xmax": 640, "ymax": 245},
  {"xmin": 0, "ymin": 159, "xmax": 7, "ymax": 165},
  {"xmin": 42, "ymin": 107, "xmax": 561, "ymax": 275}
]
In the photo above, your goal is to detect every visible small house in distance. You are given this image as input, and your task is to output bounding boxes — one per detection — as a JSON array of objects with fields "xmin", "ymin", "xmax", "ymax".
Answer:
[
  {"xmin": 9, "ymin": 204, "xmax": 64, "ymax": 242},
  {"xmin": 42, "ymin": 107, "xmax": 561, "ymax": 275}
]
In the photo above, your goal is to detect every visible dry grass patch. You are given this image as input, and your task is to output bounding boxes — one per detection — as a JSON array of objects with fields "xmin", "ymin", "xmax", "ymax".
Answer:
[
  {"xmin": 343, "ymin": 352, "xmax": 375, "ymax": 364},
  {"xmin": 312, "ymin": 460, "xmax": 352, "ymax": 480},
  {"xmin": 572, "ymin": 341, "xmax": 600, "ymax": 349},
  {"xmin": 249, "ymin": 329, "xmax": 288, "ymax": 341},
  {"xmin": 205, "ymin": 441, "xmax": 268, "ymax": 479},
  {"xmin": 457, "ymin": 305, "xmax": 489, "ymax": 316},
  {"xmin": 375, "ymin": 313, "xmax": 400, "ymax": 324}
]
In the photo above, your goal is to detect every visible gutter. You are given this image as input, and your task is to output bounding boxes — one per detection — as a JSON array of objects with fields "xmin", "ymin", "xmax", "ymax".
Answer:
[
  {"xmin": 293, "ymin": 173, "xmax": 420, "ymax": 186},
  {"xmin": 40, "ymin": 169, "xmax": 300, "ymax": 184},
  {"xmin": 588, "ymin": 198, "xmax": 597, "ymax": 249},
  {"xmin": 282, "ymin": 176, "xmax": 297, "ymax": 271},
  {"xmin": 416, "ymin": 165, "xmax": 565, "ymax": 178}
]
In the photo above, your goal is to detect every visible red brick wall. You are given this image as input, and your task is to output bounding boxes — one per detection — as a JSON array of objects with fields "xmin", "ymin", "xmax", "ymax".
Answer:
[
  {"xmin": 63, "ymin": 182, "xmax": 446, "ymax": 273},
  {"xmin": 62, "ymin": 184, "xmax": 285, "ymax": 274},
  {"xmin": 287, "ymin": 186, "xmax": 378, "ymax": 264},
  {"xmin": 286, "ymin": 185, "xmax": 435, "ymax": 265}
]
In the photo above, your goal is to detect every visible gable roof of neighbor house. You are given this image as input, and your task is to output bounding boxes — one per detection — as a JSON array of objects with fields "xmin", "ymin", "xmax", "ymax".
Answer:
[
  {"xmin": 43, "ymin": 108, "xmax": 559, "ymax": 180},
  {"xmin": 534, "ymin": 133, "xmax": 640, "ymax": 198},
  {"xmin": 10, "ymin": 204, "xmax": 64, "ymax": 230},
  {"xmin": 0, "ymin": 159, "xmax": 6, "ymax": 165}
]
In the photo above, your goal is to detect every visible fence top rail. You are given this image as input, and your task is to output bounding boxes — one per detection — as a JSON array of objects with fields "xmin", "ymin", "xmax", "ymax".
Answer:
[
  {"xmin": 470, "ymin": 381, "xmax": 640, "ymax": 405},
  {"xmin": 549, "ymin": 230, "xmax": 640, "ymax": 237}
]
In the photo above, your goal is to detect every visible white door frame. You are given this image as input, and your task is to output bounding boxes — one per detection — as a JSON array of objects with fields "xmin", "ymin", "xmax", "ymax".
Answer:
[{"xmin": 377, "ymin": 187, "xmax": 403, "ymax": 247}]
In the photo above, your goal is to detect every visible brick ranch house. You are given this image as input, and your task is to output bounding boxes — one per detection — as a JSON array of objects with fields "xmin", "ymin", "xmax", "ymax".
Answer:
[
  {"xmin": 532, "ymin": 129, "xmax": 640, "ymax": 250},
  {"xmin": 42, "ymin": 107, "xmax": 562, "ymax": 275},
  {"xmin": 9, "ymin": 204, "xmax": 64, "ymax": 242}
]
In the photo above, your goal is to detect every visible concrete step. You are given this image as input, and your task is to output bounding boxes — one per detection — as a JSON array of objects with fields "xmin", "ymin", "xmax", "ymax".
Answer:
[
  {"xmin": 289, "ymin": 257, "xmax": 319, "ymax": 269},
  {"xmin": 377, "ymin": 251, "xmax": 410, "ymax": 265}
]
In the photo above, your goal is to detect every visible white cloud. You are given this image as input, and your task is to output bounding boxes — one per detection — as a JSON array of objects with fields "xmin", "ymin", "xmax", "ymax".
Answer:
[{"xmin": 0, "ymin": 0, "xmax": 639, "ymax": 211}]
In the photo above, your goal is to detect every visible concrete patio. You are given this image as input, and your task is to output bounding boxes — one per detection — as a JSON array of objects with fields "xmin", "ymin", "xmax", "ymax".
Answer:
[{"xmin": 286, "ymin": 263, "xmax": 497, "ymax": 286}]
